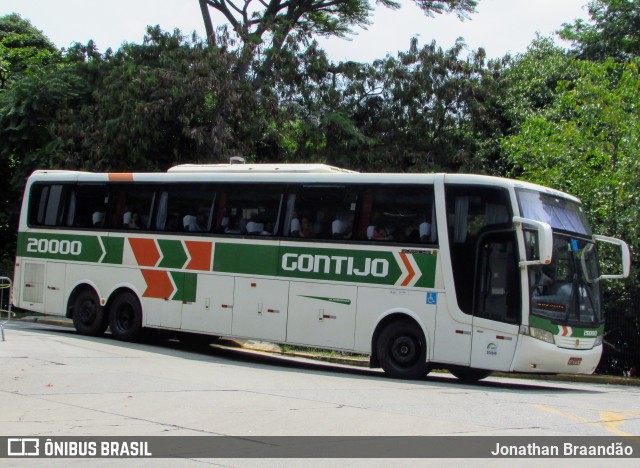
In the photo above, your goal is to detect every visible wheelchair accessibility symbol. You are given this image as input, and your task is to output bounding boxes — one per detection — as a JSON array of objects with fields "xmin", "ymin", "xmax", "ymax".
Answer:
[{"xmin": 426, "ymin": 292, "xmax": 438, "ymax": 305}]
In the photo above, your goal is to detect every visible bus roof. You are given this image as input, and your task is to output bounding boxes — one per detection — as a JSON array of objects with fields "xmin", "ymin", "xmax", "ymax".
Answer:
[{"xmin": 167, "ymin": 163, "xmax": 358, "ymax": 174}]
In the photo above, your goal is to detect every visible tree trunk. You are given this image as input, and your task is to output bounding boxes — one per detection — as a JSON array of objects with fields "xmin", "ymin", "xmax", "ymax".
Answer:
[{"xmin": 199, "ymin": 0, "xmax": 216, "ymax": 46}]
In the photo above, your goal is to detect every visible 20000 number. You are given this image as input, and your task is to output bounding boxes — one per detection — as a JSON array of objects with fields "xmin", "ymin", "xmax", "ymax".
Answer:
[{"xmin": 26, "ymin": 238, "xmax": 82, "ymax": 255}]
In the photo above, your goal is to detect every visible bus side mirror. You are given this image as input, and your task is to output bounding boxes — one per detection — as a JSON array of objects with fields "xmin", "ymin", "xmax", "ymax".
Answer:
[
  {"xmin": 593, "ymin": 235, "xmax": 631, "ymax": 281},
  {"xmin": 513, "ymin": 216, "xmax": 553, "ymax": 267}
]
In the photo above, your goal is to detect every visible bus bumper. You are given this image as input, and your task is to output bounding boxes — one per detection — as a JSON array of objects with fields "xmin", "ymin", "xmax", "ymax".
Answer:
[{"xmin": 511, "ymin": 335, "xmax": 602, "ymax": 374}]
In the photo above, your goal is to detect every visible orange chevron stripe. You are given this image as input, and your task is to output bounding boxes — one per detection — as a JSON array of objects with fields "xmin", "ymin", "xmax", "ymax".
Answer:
[
  {"xmin": 129, "ymin": 238, "xmax": 160, "ymax": 267},
  {"xmin": 399, "ymin": 252, "xmax": 415, "ymax": 286},
  {"xmin": 141, "ymin": 269, "xmax": 174, "ymax": 299},
  {"xmin": 184, "ymin": 241, "xmax": 212, "ymax": 271}
]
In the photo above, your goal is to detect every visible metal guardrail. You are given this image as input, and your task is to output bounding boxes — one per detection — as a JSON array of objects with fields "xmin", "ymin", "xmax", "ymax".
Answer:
[{"xmin": 1, "ymin": 276, "xmax": 12, "ymax": 341}]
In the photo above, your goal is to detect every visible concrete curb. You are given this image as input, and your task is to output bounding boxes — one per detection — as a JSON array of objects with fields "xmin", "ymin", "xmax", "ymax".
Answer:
[{"xmin": 15, "ymin": 316, "xmax": 640, "ymax": 386}]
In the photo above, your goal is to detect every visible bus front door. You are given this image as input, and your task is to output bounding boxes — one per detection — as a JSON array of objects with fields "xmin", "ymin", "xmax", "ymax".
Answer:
[{"xmin": 470, "ymin": 231, "xmax": 520, "ymax": 372}]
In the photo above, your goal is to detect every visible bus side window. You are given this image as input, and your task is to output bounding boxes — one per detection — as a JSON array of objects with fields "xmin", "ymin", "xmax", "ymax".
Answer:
[
  {"xmin": 109, "ymin": 185, "xmax": 155, "ymax": 230},
  {"xmin": 214, "ymin": 184, "xmax": 284, "ymax": 236},
  {"xmin": 287, "ymin": 186, "xmax": 357, "ymax": 240},
  {"xmin": 154, "ymin": 184, "xmax": 216, "ymax": 233},
  {"xmin": 73, "ymin": 184, "xmax": 109, "ymax": 228},
  {"xmin": 28, "ymin": 184, "xmax": 73, "ymax": 228},
  {"xmin": 358, "ymin": 185, "xmax": 436, "ymax": 244}
]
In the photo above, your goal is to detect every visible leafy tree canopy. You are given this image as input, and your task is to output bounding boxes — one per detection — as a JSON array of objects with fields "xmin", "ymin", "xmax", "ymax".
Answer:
[
  {"xmin": 199, "ymin": 0, "xmax": 478, "ymax": 76},
  {"xmin": 0, "ymin": 13, "xmax": 59, "ymax": 88},
  {"xmin": 559, "ymin": 0, "xmax": 640, "ymax": 61}
]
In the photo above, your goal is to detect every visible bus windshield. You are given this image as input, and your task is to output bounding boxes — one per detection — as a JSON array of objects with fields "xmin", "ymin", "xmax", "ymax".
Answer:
[
  {"xmin": 517, "ymin": 189, "xmax": 592, "ymax": 236},
  {"xmin": 518, "ymin": 189, "xmax": 602, "ymax": 326},
  {"xmin": 526, "ymin": 234, "xmax": 602, "ymax": 326}
]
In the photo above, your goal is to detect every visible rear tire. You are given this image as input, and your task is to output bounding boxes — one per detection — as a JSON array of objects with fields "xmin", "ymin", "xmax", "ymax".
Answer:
[
  {"xmin": 377, "ymin": 319, "xmax": 428, "ymax": 379},
  {"xmin": 449, "ymin": 367, "xmax": 492, "ymax": 382},
  {"xmin": 72, "ymin": 289, "xmax": 107, "ymax": 336},
  {"xmin": 108, "ymin": 292, "xmax": 142, "ymax": 341}
]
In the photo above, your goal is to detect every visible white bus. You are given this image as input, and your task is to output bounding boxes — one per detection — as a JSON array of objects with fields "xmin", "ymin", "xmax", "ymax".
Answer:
[{"xmin": 12, "ymin": 164, "xmax": 630, "ymax": 381}]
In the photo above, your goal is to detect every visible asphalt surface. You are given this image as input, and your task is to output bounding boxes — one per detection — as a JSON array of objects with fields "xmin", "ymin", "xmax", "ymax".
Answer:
[
  {"xmin": 6, "ymin": 314, "xmax": 640, "ymax": 387},
  {"xmin": 2, "ymin": 318, "xmax": 640, "ymax": 467}
]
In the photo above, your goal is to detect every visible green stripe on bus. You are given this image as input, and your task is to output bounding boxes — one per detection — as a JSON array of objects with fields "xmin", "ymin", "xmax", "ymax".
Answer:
[
  {"xmin": 277, "ymin": 246, "xmax": 402, "ymax": 286},
  {"xmin": 299, "ymin": 295, "xmax": 352, "ymax": 305},
  {"xmin": 18, "ymin": 233, "xmax": 437, "ymax": 289},
  {"xmin": 213, "ymin": 243, "xmax": 279, "ymax": 276},
  {"xmin": 170, "ymin": 271, "xmax": 197, "ymax": 303},
  {"xmin": 18, "ymin": 232, "xmax": 104, "ymax": 262},
  {"xmin": 158, "ymin": 239, "xmax": 188, "ymax": 269},
  {"xmin": 211, "ymin": 243, "xmax": 438, "ymax": 287},
  {"xmin": 18, "ymin": 232, "xmax": 124, "ymax": 264},
  {"xmin": 101, "ymin": 236, "xmax": 124, "ymax": 264},
  {"xmin": 413, "ymin": 253, "xmax": 437, "ymax": 288},
  {"xmin": 529, "ymin": 315, "xmax": 604, "ymax": 336}
]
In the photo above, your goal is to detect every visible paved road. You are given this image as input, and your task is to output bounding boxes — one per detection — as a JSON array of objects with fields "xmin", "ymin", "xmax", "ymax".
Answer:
[{"xmin": 1, "ymin": 322, "xmax": 639, "ymax": 467}]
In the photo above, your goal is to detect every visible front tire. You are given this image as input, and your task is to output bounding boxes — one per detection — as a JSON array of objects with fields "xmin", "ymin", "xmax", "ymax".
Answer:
[
  {"xmin": 72, "ymin": 289, "xmax": 108, "ymax": 336},
  {"xmin": 377, "ymin": 319, "xmax": 428, "ymax": 379},
  {"xmin": 109, "ymin": 292, "xmax": 142, "ymax": 341}
]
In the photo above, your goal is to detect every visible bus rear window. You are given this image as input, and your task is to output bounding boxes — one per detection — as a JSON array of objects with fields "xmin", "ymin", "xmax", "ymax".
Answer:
[{"xmin": 29, "ymin": 184, "xmax": 71, "ymax": 227}]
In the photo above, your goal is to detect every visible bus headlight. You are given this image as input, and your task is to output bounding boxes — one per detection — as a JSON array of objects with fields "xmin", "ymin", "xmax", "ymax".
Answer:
[
  {"xmin": 528, "ymin": 326, "xmax": 555, "ymax": 344},
  {"xmin": 594, "ymin": 335, "xmax": 603, "ymax": 347}
]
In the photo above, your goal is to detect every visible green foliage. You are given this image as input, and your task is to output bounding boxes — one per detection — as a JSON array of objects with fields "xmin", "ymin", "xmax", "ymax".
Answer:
[
  {"xmin": 0, "ymin": 13, "xmax": 61, "ymax": 276},
  {"xmin": 0, "ymin": 13, "xmax": 59, "ymax": 88},
  {"xmin": 269, "ymin": 37, "xmax": 507, "ymax": 172},
  {"xmin": 559, "ymin": 0, "xmax": 640, "ymax": 61},
  {"xmin": 502, "ymin": 57, "xmax": 640, "ymax": 374}
]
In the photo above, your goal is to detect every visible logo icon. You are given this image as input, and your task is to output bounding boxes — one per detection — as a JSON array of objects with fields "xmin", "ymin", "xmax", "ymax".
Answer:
[
  {"xmin": 486, "ymin": 343, "xmax": 498, "ymax": 356},
  {"xmin": 8, "ymin": 438, "xmax": 39, "ymax": 456}
]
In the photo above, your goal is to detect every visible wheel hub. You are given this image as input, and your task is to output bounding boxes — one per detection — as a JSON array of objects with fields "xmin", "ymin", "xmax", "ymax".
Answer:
[{"xmin": 391, "ymin": 336, "xmax": 418, "ymax": 364}]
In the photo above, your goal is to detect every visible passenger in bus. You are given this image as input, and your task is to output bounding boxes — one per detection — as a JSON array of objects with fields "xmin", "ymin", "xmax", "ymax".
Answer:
[
  {"xmin": 123, "ymin": 211, "xmax": 142, "ymax": 229},
  {"xmin": 124, "ymin": 212, "xmax": 142, "ymax": 229},
  {"xmin": 300, "ymin": 217, "xmax": 313, "ymax": 237},
  {"xmin": 367, "ymin": 225, "xmax": 393, "ymax": 241}
]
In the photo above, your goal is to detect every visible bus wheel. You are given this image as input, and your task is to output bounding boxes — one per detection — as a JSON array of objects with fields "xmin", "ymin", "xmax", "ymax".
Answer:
[
  {"xmin": 449, "ymin": 367, "xmax": 491, "ymax": 383},
  {"xmin": 377, "ymin": 319, "xmax": 428, "ymax": 379},
  {"xmin": 72, "ymin": 289, "xmax": 108, "ymax": 336},
  {"xmin": 109, "ymin": 292, "xmax": 142, "ymax": 341}
]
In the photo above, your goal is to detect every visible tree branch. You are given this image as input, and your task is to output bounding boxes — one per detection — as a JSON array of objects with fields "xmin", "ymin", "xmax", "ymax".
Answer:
[{"xmin": 198, "ymin": 0, "xmax": 216, "ymax": 46}]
